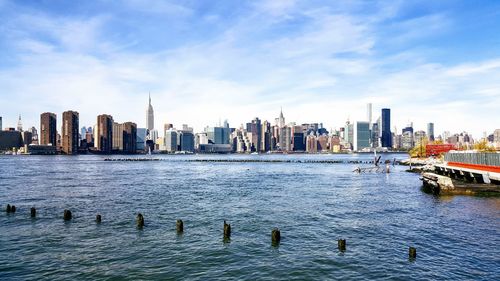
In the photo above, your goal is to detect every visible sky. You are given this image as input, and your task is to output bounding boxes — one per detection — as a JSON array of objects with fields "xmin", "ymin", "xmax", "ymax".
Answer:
[{"xmin": 0, "ymin": 0, "xmax": 499, "ymax": 138}]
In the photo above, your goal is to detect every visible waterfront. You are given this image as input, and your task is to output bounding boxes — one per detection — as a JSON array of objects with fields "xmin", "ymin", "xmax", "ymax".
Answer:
[{"xmin": 1, "ymin": 154, "xmax": 499, "ymax": 280}]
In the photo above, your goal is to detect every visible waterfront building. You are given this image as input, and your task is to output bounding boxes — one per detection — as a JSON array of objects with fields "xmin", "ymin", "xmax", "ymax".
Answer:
[
  {"xmin": 123, "ymin": 122, "xmax": 137, "ymax": 153},
  {"xmin": 179, "ymin": 131, "xmax": 195, "ymax": 152},
  {"xmin": 95, "ymin": 114, "xmax": 113, "ymax": 154},
  {"xmin": 306, "ymin": 134, "xmax": 318, "ymax": 153},
  {"xmin": 367, "ymin": 103, "xmax": 372, "ymax": 131},
  {"xmin": 164, "ymin": 129, "xmax": 178, "ymax": 152},
  {"xmin": 136, "ymin": 128, "xmax": 147, "ymax": 152},
  {"xmin": 329, "ymin": 136, "xmax": 341, "ymax": 153},
  {"xmin": 146, "ymin": 93, "xmax": 154, "ymax": 131},
  {"xmin": 205, "ymin": 120, "xmax": 231, "ymax": 145},
  {"xmin": 317, "ymin": 135, "xmax": 329, "ymax": 152},
  {"xmin": 353, "ymin": 121, "xmax": 370, "ymax": 151},
  {"xmin": 292, "ymin": 126, "xmax": 305, "ymax": 151},
  {"xmin": 22, "ymin": 131, "xmax": 32, "ymax": 146},
  {"xmin": 381, "ymin": 108, "xmax": 392, "ymax": 148},
  {"xmin": 112, "ymin": 122, "xmax": 124, "ymax": 151},
  {"xmin": 62, "ymin": 111, "xmax": 79, "ymax": 154},
  {"xmin": 0, "ymin": 130, "xmax": 23, "ymax": 151},
  {"xmin": 427, "ymin": 123, "xmax": 435, "ymax": 142},
  {"xmin": 40, "ymin": 112, "xmax": 57, "ymax": 146}
]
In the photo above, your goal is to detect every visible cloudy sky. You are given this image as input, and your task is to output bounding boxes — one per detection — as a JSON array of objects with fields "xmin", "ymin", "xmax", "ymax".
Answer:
[{"xmin": 0, "ymin": 0, "xmax": 499, "ymax": 137}]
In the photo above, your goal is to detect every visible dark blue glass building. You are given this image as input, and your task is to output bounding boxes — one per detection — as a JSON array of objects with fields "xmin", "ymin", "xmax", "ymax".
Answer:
[{"xmin": 381, "ymin": 108, "xmax": 392, "ymax": 148}]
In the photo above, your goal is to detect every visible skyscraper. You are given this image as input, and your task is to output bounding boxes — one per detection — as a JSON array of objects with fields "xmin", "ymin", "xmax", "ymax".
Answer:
[
  {"xmin": 427, "ymin": 123, "xmax": 435, "ymax": 142},
  {"xmin": 95, "ymin": 114, "xmax": 113, "ymax": 154},
  {"xmin": 367, "ymin": 103, "xmax": 372, "ymax": 124},
  {"xmin": 17, "ymin": 115, "xmax": 23, "ymax": 132},
  {"xmin": 0, "ymin": 116, "xmax": 2, "ymax": 130},
  {"xmin": 381, "ymin": 108, "xmax": 392, "ymax": 148},
  {"xmin": 123, "ymin": 122, "xmax": 137, "ymax": 153},
  {"xmin": 146, "ymin": 93, "xmax": 154, "ymax": 131},
  {"xmin": 40, "ymin": 112, "xmax": 57, "ymax": 145},
  {"xmin": 62, "ymin": 110, "xmax": 79, "ymax": 154},
  {"xmin": 353, "ymin": 121, "xmax": 370, "ymax": 151}
]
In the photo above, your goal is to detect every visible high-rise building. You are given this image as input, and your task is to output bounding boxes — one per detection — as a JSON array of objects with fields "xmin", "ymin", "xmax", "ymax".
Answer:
[
  {"xmin": 95, "ymin": 114, "xmax": 113, "ymax": 154},
  {"xmin": 80, "ymin": 127, "xmax": 87, "ymax": 140},
  {"xmin": 136, "ymin": 128, "xmax": 148, "ymax": 151},
  {"xmin": 40, "ymin": 112, "xmax": 57, "ymax": 146},
  {"xmin": 164, "ymin": 129, "xmax": 177, "ymax": 152},
  {"xmin": 246, "ymin": 118, "xmax": 262, "ymax": 152},
  {"xmin": 179, "ymin": 131, "xmax": 195, "ymax": 152},
  {"xmin": 123, "ymin": 122, "xmax": 137, "ymax": 153},
  {"xmin": 381, "ymin": 108, "xmax": 392, "ymax": 148},
  {"xmin": 275, "ymin": 108, "xmax": 285, "ymax": 128},
  {"xmin": 17, "ymin": 115, "xmax": 23, "ymax": 132},
  {"xmin": 62, "ymin": 111, "xmax": 79, "ymax": 154},
  {"xmin": 29, "ymin": 126, "xmax": 38, "ymax": 144},
  {"xmin": 367, "ymin": 103, "xmax": 372, "ymax": 124},
  {"xmin": 402, "ymin": 124, "xmax": 414, "ymax": 150},
  {"xmin": 112, "ymin": 122, "xmax": 124, "ymax": 151},
  {"xmin": 427, "ymin": 123, "xmax": 435, "ymax": 142},
  {"xmin": 0, "ymin": 116, "xmax": 2, "ymax": 130},
  {"xmin": 353, "ymin": 121, "xmax": 370, "ymax": 151},
  {"xmin": 306, "ymin": 134, "xmax": 317, "ymax": 153},
  {"xmin": 146, "ymin": 93, "xmax": 154, "ymax": 131},
  {"xmin": 261, "ymin": 120, "xmax": 271, "ymax": 152}
]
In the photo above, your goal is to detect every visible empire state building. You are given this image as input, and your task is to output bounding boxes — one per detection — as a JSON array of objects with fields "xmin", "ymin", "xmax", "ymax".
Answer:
[{"xmin": 146, "ymin": 93, "xmax": 154, "ymax": 131}]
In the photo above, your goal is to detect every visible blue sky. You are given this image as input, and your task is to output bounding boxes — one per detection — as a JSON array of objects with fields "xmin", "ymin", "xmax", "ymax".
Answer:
[{"xmin": 0, "ymin": 0, "xmax": 499, "ymax": 137}]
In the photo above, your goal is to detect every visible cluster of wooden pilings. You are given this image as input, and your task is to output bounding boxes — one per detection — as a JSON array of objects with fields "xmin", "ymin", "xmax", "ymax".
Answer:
[{"xmin": 5, "ymin": 205, "xmax": 417, "ymax": 259}]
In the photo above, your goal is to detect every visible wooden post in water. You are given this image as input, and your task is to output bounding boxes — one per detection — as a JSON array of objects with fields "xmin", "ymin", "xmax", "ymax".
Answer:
[
  {"xmin": 409, "ymin": 247, "xmax": 417, "ymax": 259},
  {"xmin": 63, "ymin": 210, "xmax": 72, "ymax": 221},
  {"xmin": 338, "ymin": 239, "xmax": 346, "ymax": 252},
  {"xmin": 30, "ymin": 207, "xmax": 36, "ymax": 218},
  {"xmin": 11, "ymin": 205, "xmax": 16, "ymax": 213},
  {"xmin": 176, "ymin": 219, "xmax": 184, "ymax": 233},
  {"xmin": 6, "ymin": 204, "xmax": 11, "ymax": 213},
  {"xmin": 224, "ymin": 220, "xmax": 231, "ymax": 239},
  {"xmin": 96, "ymin": 214, "xmax": 102, "ymax": 223},
  {"xmin": 271, "ymin": 228, "xmax": 281, "ymax": 245},
  {"xmin": 136, "ymin": 213, "xmax": 144, "ymax": 228}
]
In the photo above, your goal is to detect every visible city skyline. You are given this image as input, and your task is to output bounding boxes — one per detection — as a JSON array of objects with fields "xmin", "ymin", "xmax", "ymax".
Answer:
[{"xmin": 1, "ymin": 1, "xmax": 499, "ymax": 136}]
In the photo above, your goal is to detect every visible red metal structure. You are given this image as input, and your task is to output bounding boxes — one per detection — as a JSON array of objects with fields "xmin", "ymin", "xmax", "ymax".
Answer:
[{"xmin": 426, "ymin": 144, "xmax": 455, "ymax": 157}]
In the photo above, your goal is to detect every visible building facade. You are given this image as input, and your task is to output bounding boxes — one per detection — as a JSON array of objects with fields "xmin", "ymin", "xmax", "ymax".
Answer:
[
  {"xmin": 62, "ymin": 110, "xmax": 79, "ymax": 154},
  {"xmin": 95, "ymin": 114, "xmax": 113, "ymax": 154},
  {"xmin": 40, "ymin": 112, "xmax": 57, "ymax": 146},
  {"xmin": 381, "ymin": 108, "xmax": 392, "ymax": 148}
]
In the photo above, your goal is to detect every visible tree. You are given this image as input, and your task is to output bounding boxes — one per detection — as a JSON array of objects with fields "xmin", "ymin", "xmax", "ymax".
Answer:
[
  {"xmin": 409, "ymin": 138, "xmax": 428, "ymax": 158},
  {"xmin": 473, "ymin": 140, "xmax": 495, "ymax": 152}
]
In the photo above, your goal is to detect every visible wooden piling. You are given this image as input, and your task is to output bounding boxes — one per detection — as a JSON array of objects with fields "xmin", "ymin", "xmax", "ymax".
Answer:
[
  {"xmin": 30, "ymin": 207, "xmax": 36, "ymax": 218},
  {"xmin": 136, "ymin": 213, "xmax": 144, "ymax": 228},
  {"xmin": 11, "ymin": 205, "xmax": 16, "ymax": 213},
  {"xmin": 96, "ymin": 214, "xmax": 102, "ymax": 223},
  {"xmin": 338, "ymin": 239, "xmax": 346, "ymax": 252},
  {"xmin": 176, "ymin": 219, "xmax": 184, "ymax": 233},
  {"xmin": 271, "ymin": 228, "xmax": 281, "ymax": 245},
  {"xmin": 224, "ymin": 220, "xmax": 231, "ymax": 239},
  {"xmin": 409, "ymin": 247, "xmax": 417, "ymax": 259},
  {"xmin": 63, "ymin": 209, "xmax": 72, "ymax": 221},
  {"xmin": 6, "ymin": 204, "xmax": 11, "ymax": 213}
]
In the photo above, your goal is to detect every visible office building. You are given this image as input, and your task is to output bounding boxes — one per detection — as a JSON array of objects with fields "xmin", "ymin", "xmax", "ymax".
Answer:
[
  {"xmin": 136, "ymin": 128, "xmax": 148, "ymax": 151},
  {"xmin": 427, "ymin": 123, "xmax": 435, "ymax": 142},
  {"xmin": 353, "ymin": 121, "xmax": 371, "ymax": 151},
  {"xmin": 146, "ymin": 93, "xmax": 154, "ymax": 131},
  {"xmin": 246, "ymin": 118, "xmax": 262, "ymax": 152},
  {"xmin": 402, "ymin": 124, "xmax": 414, "ymax": 150},
  {"xmin": 95, "ymin": 114, "xmax": 113, "ymax": 153},
  {"xmin": 0, "ymin": 116, "xmax": 2, "ymax": 130},
  {"xmin": 40, "ymin": 112, "xmax": 57, "ymax": 146},
  {"xmin": 123, "ymin": 122, "xmax": 137, "ymax": 153},
  {"xmin": 112, "ymin": 122, "xmax": 124, "ymax": 151},
  {"xmin": 62, "ymin": 110, "xmax": 79, "ymax": 154},
  {"xmin": 179, "ymin": 131, "xmax": 194, "ymax": 152},
  {"xmin": 164, "ymin": 129, "xmax": 177, "ymax": 152},
  {"xmin": 381, "ymin": 108, "xmax": 392, "ymax": 148}
]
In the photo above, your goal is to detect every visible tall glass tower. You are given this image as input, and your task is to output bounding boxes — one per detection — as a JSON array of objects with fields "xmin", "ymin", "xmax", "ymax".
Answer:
[{"xmin": 381, "ymin": 108, "xmax": 392, "ymax": 148}]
